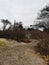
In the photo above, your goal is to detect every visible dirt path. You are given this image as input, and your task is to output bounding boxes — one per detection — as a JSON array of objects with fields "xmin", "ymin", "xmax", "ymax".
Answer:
[{"xmin": 0, "ymin": 39, "xmax": 47, "ymax": 65}]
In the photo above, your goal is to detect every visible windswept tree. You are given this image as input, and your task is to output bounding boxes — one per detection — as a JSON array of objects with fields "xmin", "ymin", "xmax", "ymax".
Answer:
[
  {"xmin": 35, "ymin": 4, "xmax": 49, "ymax": 31},
  {"xmin": 1, "ymin": 19, "xmax": 11, "ymax": 31}
]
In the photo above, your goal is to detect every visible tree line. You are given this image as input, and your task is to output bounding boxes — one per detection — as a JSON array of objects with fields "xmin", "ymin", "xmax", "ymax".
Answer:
[
  {"xmin": 0, "ymin": 19, "xmax": 23, "ymax": 31},
  {"xmin": 0, "ymin": 4, "xmax": 49, "ymax": 41}
]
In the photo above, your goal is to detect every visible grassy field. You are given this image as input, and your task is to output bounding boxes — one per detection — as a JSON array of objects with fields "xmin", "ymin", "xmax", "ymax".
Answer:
[{"xmin": 0, "ymin": 38, "xmax": 47, "ymax": 65}]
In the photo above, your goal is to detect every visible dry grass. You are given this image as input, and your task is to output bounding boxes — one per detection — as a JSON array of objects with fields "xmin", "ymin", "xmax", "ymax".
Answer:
[
  {"xmin": 34, "ymin": 38, "xmax": 49, "ymax": 65},
  {"xmin": 0, "ymin": 41, "xmax": 46, "ymax": 65},
  {"xmin": 0, "ymin": 38, "xmax": 47, "ymax": 65}
]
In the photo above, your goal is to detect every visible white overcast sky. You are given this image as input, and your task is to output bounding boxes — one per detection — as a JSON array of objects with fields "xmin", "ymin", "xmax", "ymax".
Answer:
[{"xmin": 0, "ymin": 0, "xmax": 49, "ymax": 26}]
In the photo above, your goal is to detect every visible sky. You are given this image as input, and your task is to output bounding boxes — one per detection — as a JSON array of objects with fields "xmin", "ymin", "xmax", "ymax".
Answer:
[{"xmin": 0, "ymin": 0, "xmax": 49, "ymax": 26}]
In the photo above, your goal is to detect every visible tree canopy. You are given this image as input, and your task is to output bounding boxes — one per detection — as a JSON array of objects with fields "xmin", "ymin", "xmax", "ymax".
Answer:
[
  {"xmin": 1, "ymin": 19, "xmax": 11, "ymax": 31},
  {"xmin": 35, "ymin": 5, "xmax": 49, "ymax": 30}
]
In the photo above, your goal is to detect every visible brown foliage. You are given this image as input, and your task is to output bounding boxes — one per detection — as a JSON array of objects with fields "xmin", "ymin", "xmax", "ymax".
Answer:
[
  {"xmin": 36, "ymin": 38, "xmax": 49, "ymax": 55},
  {"xmin": 0, "ymin": 29, "xmax": 49, "ymax": 42},
  {"xmin": 0, "ymin": 30, "xmax": 26, "ymax": 42},
  {"xmin": 29, "ymin": 30, "xmax": 49, "ymax": 39}
]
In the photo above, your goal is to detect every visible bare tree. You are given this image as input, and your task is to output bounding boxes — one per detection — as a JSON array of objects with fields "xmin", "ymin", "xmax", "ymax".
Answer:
[{"xmin": 1, "ymin": 19, "xmax": 11, "ymax": 31}]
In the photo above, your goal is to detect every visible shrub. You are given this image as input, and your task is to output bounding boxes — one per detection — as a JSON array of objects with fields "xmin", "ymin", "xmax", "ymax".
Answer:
[
  {"xmin": 16, "ymin": 31, "xmax": 26, "ymax": 42},
  {"xmin": 0, "ymin": 38, "xmax": 7, "ymax": 47},
  {"xmin": 36, "ymin": 38, "xmax": 49, "ymax": 55}
]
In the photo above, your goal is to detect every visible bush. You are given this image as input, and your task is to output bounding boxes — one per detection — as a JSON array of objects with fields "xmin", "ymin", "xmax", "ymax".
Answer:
[
  {"xmin": 36, "ymin": 39, "xmax": 49, "ymax": 55},
  {"xmin": 16, "ymin": 31, "xmax": 26, "ymax": 42},
  {"xmin": 0, "ymin": 38, "xmax": 7, "ymax": 47},
  {"xmin": 0, "ymin": 30, "xmax": 26, "ymax": 42}
]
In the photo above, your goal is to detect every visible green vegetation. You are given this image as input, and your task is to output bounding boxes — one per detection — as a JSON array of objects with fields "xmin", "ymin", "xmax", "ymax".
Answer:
[{"xmin": 0, "ymin": 38, "xmax": 7, "ymax": 47}]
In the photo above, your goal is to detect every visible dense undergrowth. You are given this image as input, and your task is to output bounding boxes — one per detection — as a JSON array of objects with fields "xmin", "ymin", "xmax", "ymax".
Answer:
[{"xmin": 0, "ymin": 29, "xmax": 49, "ymax": 42}]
